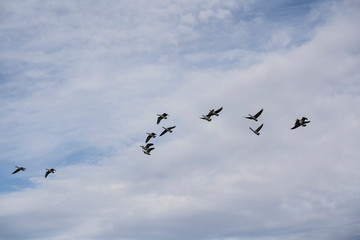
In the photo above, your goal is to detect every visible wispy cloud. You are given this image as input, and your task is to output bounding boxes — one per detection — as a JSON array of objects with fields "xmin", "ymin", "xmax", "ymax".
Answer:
[{"xmin": 1, "ymin": 0, "xmax": 360, "ymax": 239}]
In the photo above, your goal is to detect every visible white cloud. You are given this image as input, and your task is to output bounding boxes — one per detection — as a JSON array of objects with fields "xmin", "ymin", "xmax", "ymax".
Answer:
[{"xmin": 0, "ymin": 0, "xmax": 360, "ymax": 240}]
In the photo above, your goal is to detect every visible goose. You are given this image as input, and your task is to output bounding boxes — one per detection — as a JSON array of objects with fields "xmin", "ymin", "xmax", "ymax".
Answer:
[
  {"xmin": 291, "ymin": 117, "xmax": 310, "ymax": 130},
  {"xmin": 140, "ymin": 143, "xmax": 154, "ymax": 151},
  {"xmin": 207, "ymin": 107, "xmax": 223, "ymax": 117},
  {"xmin": 12, "ymin": 166, "xmax": 26, "ymax": 174},
  {"xmin": 200, "ymin": 115, "xmax": 212, "ymax": 122},
  {"xmin": 244, "ymin": 108, "xmax": 263, "ymax": 121},
  {"xmin": 157, "ymin": 113, "xmax": 168, "ymax": 124},
  {"xmin": 250, "ymin": 123, "xmax": 263, "ymax": 135},
  {"xmin": 160, "ymin": 126, "xmax": 176, "ymax": 136},
  {"xmin": 45, "ymin": 168, "xmax": 56, "ymax": 178},
  {"xmin": 143, "ymin": 147, "xmax": 155, "ymax": 155},
  {"xmin": 145, "ymin": 132, "xmax": 156, "ymax": 143}
]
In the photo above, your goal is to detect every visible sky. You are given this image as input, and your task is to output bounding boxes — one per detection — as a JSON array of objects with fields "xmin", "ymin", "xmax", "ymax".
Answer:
[{"xmin": 0, "ymin": 0, "xmax": 360, "ymax": 239}]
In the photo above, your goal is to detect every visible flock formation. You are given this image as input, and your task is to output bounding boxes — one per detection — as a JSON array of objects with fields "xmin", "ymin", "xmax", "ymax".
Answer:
[
  {"xmin": 140, "ymin": 113, "xmax": 176, "ymax": 155},
  {"xmin": 11, "ymin": 107, "xmax": 310, "ymax": 177}
]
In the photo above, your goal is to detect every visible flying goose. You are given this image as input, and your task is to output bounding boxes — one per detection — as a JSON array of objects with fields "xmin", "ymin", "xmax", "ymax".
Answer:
[
  {"xmin": 157, "ymin": 113, "xmax": 168, "ymax": 124},
  {"xmin": 244, "ymin": 108, "xmax": 263, "ymax": 121},
  {"xmin": 45, "ymin": 168, "xmax": 56, "ymax": 178},
  {"xmin": 207, "ymin": 107, "xmax": 223, "ymax": 117},
  {"xmin": 250, "ymin": 123, "xmax": 264, "ymax": 135},
  {"xmin": 160, "ymin": 126, "xmax": 176, "ymax": 136},
  {"xmin": 200, "ymin": 115, "xmax": 212, "ymax": 122},
  {"xmin": 291, "ymin": 117, "xmax": 310, "ymax": 130},
  {"xmin": 145, "ymin": 132, "xmax": 156, "ymax": 143},
  {"xmin": 143, "ymin": 147, "xmax": 155, "ymax": 155},
  {"xmin": 140, "ymin": 143, "xmax": 154, "ymax": 151},
  {"xmin": 12, "ymin": 166, "xmax": 26, "ymax": 174}
]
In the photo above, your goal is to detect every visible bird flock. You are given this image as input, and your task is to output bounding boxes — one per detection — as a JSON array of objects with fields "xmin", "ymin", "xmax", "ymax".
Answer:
[{"xmin": 11, "ymin": 107, "xmax": 310, "ymax": 178}]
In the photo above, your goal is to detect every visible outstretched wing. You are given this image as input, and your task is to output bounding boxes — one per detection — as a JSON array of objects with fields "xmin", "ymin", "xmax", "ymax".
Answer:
[
  {"xmin": 254, "ymin": 108, "xmax": 263, "ymax": 118},
  {"xmin": 160, "ymin": 129, "xmax": 167, "ymax": 136},
  {"xmin": 168, "ymin": 126, "xmax": 176, "ymax": 130},
  {"xmin": 157, "ymin": 116, "xmax": 162, "ymax": 124},
  {"xmin": 291, "ymin": 119, "xmax": 300, "ymax": 129},
  {"xmin": 145, "ymin": 135, "xmax": 151, "ymax": 143},
  {"xmin": 45, "ymin": 171, "xmax": 50, "ymax": 178},
  {"xmin": 249, "ymin": 127, "xmax": 256, "ymax": 134},
  {"xmin": 145, "ymin": 143, "xmax": 154, "ymax": 148},
  {"xmin": 256, "ymin": 124, "xmax": 263, "ymax": 132},
  {"xmin": 12, "ymin": 169, "xmax": 20, "ymax": 174},
  {"xmin": 215, "ymin": 107, "xmax": 223, "ymax": 114},
  {"xmin": 147, "ymin": 147, "xmax": 155, "ymax": 153}
]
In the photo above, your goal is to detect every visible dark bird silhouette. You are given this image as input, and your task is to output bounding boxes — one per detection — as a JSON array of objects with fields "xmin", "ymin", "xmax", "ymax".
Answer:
[
  {"xmin": 45, "ymin": 168, "xmax": 56, "ymax": 178},
  {"xmin": 145, "ymin": 132, "xmax": 156, "ymax": 143},
  {"xmin": 244, "ymin": 108, "xmax": 263, "ymax": 121},
  {"xmin": 12, "ymin": 166, "xmax": 26, "ymax": 174},
  {"xmin": 207, "ymin": 107, "xmax": 223, "ymax": 117},
  {"xmin": 143, "ymin": 147, "xmax": 155, "ymax": 155},
  {"xmin": 291, "ymin": 117, "xmax": 310, "ymax": 130},
  {"xmin": 160, "ymin": 126, "xmax": 176, "ymax": 136},
  {"xmin": 157, "ymin": 113, "xmax": 168, "ymax": 124},
  {"xmin": 140, "ymin": 143, "xmax": 154, "ymax": 151},
  {"xmin": 250, "ymin": 123, "xmax": 264, "ymax": 135},
  {"xmin": 200, "ymin": 115, "xmax": 212, "ymax": 122}
]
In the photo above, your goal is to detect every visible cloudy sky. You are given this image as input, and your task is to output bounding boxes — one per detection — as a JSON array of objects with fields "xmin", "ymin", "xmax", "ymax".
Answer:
[{"xmin": 1, "ymin": 0, "xmax": 360, "ymax": 239}]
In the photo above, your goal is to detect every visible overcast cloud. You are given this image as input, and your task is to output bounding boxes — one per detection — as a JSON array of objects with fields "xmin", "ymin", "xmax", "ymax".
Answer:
[{"xmin": 1, "ymin": 0, "xmax": 360, "ymax": 239}]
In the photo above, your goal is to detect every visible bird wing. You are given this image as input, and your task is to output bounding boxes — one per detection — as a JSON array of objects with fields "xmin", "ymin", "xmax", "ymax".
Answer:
[
  {"xmin": 145, "ymin": 135, "xmax": 151, "ymax": 143},
  {"xmin": 157, "ymin": 116, "xmax": 162, "ymax": 124},
  {"xmin": 254, "ymin": 108, "xmax": 263, "ymax": 118},
  {"xmin": 215, "ymin": 107, "xmax": 223, "ymax": 114},
  {"xmin": 291, "ymin": 119, "xmax": 300, "ymax": 129},
  {"xmin": 160, "ymin": 129, "xmax": 167, "ymax": 136},
  {"xmin": 249, "ymin": 127, "xmax": 256, "ymax": 134},
  {"xmin": 45, "ymin": 171, "xmax": 49, "ymax": 178},
  {"xmin": 256, "ymin": 124, "xmax": 263, "ymax": 132},
  {"xmin": 147, "ymin": 147, "xmax": 155, "ymax": 153},
  {"xmin": 169, "ymin": 126, "xmax": 176, "ymax": 130},
  {"xmin": 145, "ymin": 143, "xmax": 154, "ymax": 148},
  {"xmin": 12, "ymin": 169, "xmax": 20, "ymax": 174}
]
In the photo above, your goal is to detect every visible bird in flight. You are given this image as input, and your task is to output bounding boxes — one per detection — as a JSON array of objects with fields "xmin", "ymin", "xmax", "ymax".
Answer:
[
  {"xmin": 145, "ymin": 132, "xmax": 156, "ymax": 143},
  {"xmin": 244, "ymin": 108, "xmax": 263, "ymax": 121},
  {"xmin": 291, "ymin": 117, "xmax": 310, "ymax": 130},
  {"xmin": 250, "ymin": 123, "xmax": 264, "ymax": 135},
  {"xmin": 160, "ymin": 126, "xmax": 176, "ymax": 136},
  {"xmin": 45, "ymin": 168, "xmax": 56, "ymax": 178},
  {"xmin": 200, "ymin": 115, "xmax": 212, "ymax": 122},
  {"xmin": 12, "ymin": 166, "xmax": 26, "ymax": 174},
  {"xmin": 157, "ymin": 113, "xmax": 168, "ymax": 124},
  {"xmin": 140, "ymin": 143, "xmax": 154, "ymax": 151},
  {"xmin": 143, "ymin": 147, "xmax": 155, "ymax": 155},
  {"xmin": 207, "ymin": 107, "xmax": 223, "ymax": 117}
]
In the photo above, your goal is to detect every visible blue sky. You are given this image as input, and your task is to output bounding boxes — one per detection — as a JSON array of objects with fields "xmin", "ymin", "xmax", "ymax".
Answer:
[{"xmin": 1, "ymin": 0, "xmax": 360, "ymax": 239}]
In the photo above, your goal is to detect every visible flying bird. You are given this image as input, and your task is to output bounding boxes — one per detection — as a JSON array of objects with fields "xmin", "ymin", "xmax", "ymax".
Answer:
[
  {"xmin": 291, "ymin": 117, "xmax": 310, "ymax": 130},
  {"xmin": 160, "ymin": 126, "xmax": 176, "ymax": 136},
  {"xmin": 244, "ymin": 108, "xmax": 263, "ymax": 121},
  {"xmin": 45, "ymin": 168, "xmax": 56, "ymax": 178},
  {"xmin": 157, "ymin": 113, "xmax": 168, "ymax": 124},
  {"xmin": 207, "ymin": 107, "xmax": 223, "ymax": 117},
  {"xmin": 200, "ymin": 115, "xmax": 212, "ymax": 122},
  {"xmin": 140, "ymin": 143, "xmax": 154, "ymax": 151},
  {"xmin": 250, "ymin": 123, "xmax": 264, "ymax": 135},
  {"xmin": 143, "ymin": 147, "xmax": 155, "ymax": 155},
  {"xmin": 145, "ymin": 132, "xmax": 156, "ymax": 143},
  {"xmin": 12, "ymin": 166, "xmax": 26, "ymax": 174}
]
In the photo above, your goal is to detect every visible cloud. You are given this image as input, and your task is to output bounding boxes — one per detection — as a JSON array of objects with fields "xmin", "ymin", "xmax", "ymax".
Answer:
[{"xmin": 0, "ymin": 0, "xmax": 360, "ymax": 240}]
